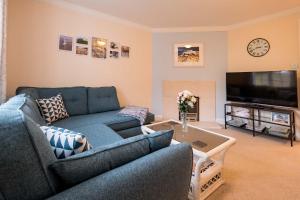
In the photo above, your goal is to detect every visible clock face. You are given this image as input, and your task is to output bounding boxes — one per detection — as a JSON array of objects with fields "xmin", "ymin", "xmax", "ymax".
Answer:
[{"xmin": 247, "ymin": 38, "xmax": 270, "ymax": 57}]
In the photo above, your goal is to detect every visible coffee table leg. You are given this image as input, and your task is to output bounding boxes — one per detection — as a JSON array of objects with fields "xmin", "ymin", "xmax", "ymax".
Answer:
[{"xmin": 190, "ymin": 149, "xmax": 230, "ymax": 200}]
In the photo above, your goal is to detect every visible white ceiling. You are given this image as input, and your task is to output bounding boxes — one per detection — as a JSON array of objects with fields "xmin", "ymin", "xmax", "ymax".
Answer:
[{"xmin": 63, "ymin": 0, "xmax": 300, "ymax": 28}]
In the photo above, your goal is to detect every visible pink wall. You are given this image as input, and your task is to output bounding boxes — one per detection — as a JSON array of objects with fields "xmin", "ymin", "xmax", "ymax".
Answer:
[{"xmin": 7, "ymin": 0, "xmax": 152, "ymax": 108}]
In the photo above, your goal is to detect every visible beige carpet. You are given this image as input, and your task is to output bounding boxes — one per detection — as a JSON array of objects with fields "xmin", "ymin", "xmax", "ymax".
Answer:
[{"xmin": 194, "ymin": 124, "xmax": 300, "ymax": 200}]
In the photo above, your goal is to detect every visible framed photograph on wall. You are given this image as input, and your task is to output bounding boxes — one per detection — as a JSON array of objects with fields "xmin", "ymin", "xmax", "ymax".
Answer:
[
  {"xmin": 121, "ymin": 45, "xmax": 130, "ymax": 57},
  {"xmin": 59, "ymin": 35, "xmax": 73, "ymax": 51},
  {"xmin": 76, "ymin": 46, "xmax": 88, "ymax": 55},
  {"xmin": 174, "ymin": 43, "xmax": 204, "ymax": 67},
  {"xmin": 92, "ymin": 37, "xmax": 107, "ymax": 58},
  {"xmin": 76, "ymin": 37, "xmax": 89, "ymax": 45},
  {"xmin": 75, "ymin": 37, "xmax": 89, "ymax": 56},
  {"xmin": 110, "ymin": 42, "xmax": 120, "ymax": 58}
]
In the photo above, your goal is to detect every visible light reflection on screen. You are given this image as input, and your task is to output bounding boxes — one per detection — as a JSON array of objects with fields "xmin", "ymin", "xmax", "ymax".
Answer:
[{"xmin": 252, "ymin": 71, "xmax": 292, "ymax": 88}]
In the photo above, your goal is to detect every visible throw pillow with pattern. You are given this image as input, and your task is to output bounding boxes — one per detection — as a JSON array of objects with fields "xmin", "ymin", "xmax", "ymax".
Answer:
[
  {"xmin": 36, "ymin": 94, "xmax": 69, "ymax": 124},
  {"xmin": 40, "ymin": 126, "xmax": 92, "ymax": 159},
  {"xmin": 119, "ymin": 106, "xmax": 148, "ymax": 125}
]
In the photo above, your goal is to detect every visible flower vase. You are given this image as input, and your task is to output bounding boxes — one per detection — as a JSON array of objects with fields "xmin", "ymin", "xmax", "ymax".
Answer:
[{"xmin": 181, "ymin": 112, "xmax": 188, "ymax": 132}]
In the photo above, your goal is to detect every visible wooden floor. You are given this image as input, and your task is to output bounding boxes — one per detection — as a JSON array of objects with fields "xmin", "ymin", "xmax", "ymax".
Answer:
[{"xmin": 193, "ymin": 122, "xmax": 300, "ymax": 200}]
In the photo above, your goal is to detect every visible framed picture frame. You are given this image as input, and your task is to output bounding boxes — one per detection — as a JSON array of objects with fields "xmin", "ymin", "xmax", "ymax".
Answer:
[
  {"xmin": 110, "ymin": 42, "xmax": 120, "ymax": 58},
  {"xmin": 121, "ymin": 45, "xmax": 130, "ymax": 58},
  {"xmin": 59, "ymin": 35, "xmax": 73, "ymax": 51},
  {"xmin": 92, "ymin": 37, "xmax": 107, "ymax": 59},
  {"xmin": 271, "ymin": 112, "xmax": 290, "ymax": 126},
  {"xmin": 174, "ymin": 43, "xmax": 204, "ymax": 67}
]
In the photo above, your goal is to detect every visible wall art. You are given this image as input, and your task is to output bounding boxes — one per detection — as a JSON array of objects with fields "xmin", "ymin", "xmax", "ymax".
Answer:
[
  {"xmin": 59, "ymin": 35, "xmax": 73, "ymax": 51},
  {"xmin": 92, "ymin": 37, "xmax": 107, "ymax": 58},
  {"xmin": 174, "ymin": 43, "xmax": 204, "ymax": 67}
]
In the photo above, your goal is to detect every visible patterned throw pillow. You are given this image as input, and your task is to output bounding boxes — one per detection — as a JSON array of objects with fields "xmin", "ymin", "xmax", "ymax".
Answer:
[
  {"xmin": 119, "ymin": 106, "xmax": 148, "ymax": 125},
  {"xmin": 36, "ymin": 94, "xmax": 69, "ymax": 124},
  {"xmin": 40, "ymin": 126, "xmax": 92, "ymax": 159}
]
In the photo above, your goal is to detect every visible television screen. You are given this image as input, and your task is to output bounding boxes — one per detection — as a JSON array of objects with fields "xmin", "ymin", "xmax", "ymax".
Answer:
[{"xmin": 226, "ymin": 70, "xmax": 298, "ymax": 108}]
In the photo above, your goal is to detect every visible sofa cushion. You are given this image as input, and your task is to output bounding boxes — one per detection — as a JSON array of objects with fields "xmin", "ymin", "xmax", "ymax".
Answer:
[
  {"xmin": 22, "ymin": 96, "xmax": 47, "ymax": 126},
  {"xmin": 17, "ymin": 87, "xmax": 88, "ymax": 116},
  {"xmin": 53, "ymin": 110, "xmax": 140, "ymax": 132},
  {"xmin": 36, "ymin": 94, "xmax": 69, "ymax": 124},
  {"xmin": 116, "ymin": 126, "xmax": 143, "ymax": 138},
  {"xmin": 147, "ymin": 130, "xmax": 174, "ymax": 152},
  {"xmin": 70, "ymin": 124, "xmax": 123, "ymax": 147},
  {"xmin": 16, "ymin": 87, "xmax": 39, "ymax": 100},
  {"xmin": 40, "ymin": 126, "xmax": 92, "ymax": 159},
  {"xmin": 0, "ymin": 109, "xmax": 58, "ymax": 200},
  {"xmin": 1, "ymin": 94, "xmax": 46, "ymax": 126},
  {"xmin": 88, "ymin": 86, "xmax": 120, "ymax": 113},
  {"xmin": 49, "ymin": 130, "xmax": 173, "ymax": 187},
  {"xmin": 119, "ymin": 106, "xmax": 148, "ymax": 125}
]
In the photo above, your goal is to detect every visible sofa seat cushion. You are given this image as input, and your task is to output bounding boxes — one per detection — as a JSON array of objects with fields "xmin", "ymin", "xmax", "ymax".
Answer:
[
  {"xmin": 70, "ymin": 124, "xmax": 123, "ymax": 148},
  {"xmin": 49, "ymin": 130, "xmax": 173, "ymax": 187},
  {"xmin": 53, "ymin": 110, "xmax": 140, "ymax": 132}
]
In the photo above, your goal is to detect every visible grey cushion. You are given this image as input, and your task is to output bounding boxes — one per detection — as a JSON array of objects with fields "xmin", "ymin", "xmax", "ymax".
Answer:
[
  {"xmin": 17, "ymin": 87, "xmax": 88, "ymax": 116},
  {"xmin": 88, "ymin": 87, "xmax": 120, "ymax": 113},
  {"xmin": 49, "ymin": 130, "xmax": 173, "ymax": 187},
  {"xmin": 53, "ymin": 110, "xmax": 154, "ymax": 133},
  {"xmin": 16, "ymin": 87, "xmax": 39, "ymax": 100},
  {"xmin": 47, "ymin": 143, "xmax": 192, "ymax": 200},
  {"xmin": 22, "ymin": 96, "xmax": 46, "ymax": 126},
  {"xmin": 70, "ymin": 124, "xmax": 123, "ymax": 147},
  {"xmin": 116, "ymin": 126, "xmax": 143, "ymax": 138},
  {"xmin": 147, "ymin": 130, "xmax": 174, "ymax": 152},
  {"xmin": 1, "ymin": 94, "xmax": 46, "ymax": 126},
  {"xmin": 53, "ymin": 110, "xmax": 139, "ymax": 131}
]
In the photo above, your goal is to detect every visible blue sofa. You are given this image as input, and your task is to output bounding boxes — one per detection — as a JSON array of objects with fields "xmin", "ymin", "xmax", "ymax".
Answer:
[
  {"xmin": 16, "ymin": 86, "xmax": 155, "ymax": 139},
  {"xmin": 0, "ymin": 86, "xmax": 193, "ymax": 200}
]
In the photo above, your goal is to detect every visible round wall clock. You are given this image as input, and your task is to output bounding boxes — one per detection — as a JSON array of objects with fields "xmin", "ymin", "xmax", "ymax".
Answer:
[{"xmin": 247, "ymin": 38, "xmax": 270, "ymax": 57}]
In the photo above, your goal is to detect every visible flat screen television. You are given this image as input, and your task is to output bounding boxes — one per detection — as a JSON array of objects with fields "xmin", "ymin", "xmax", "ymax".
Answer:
[{"xmin": 226, "ymin": 70, "xmax": 298, "ymax": 108}]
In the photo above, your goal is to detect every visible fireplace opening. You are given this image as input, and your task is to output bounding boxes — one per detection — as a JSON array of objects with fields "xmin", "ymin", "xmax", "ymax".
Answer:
[{"xmin": 179, "ymin": 96, "xmax": 200, "ymax": 121}]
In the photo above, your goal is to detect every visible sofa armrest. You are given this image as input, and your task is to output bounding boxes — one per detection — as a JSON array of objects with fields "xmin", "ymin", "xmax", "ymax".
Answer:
[{"xmin": 47, "ymin": 143, "xmax": 193, "ymax": 200}]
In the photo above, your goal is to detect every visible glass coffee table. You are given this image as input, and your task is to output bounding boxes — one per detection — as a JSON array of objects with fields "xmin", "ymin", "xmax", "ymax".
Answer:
[{"xmin": 142, "ymin": 120, "xmax": 236, "ymax": 200}]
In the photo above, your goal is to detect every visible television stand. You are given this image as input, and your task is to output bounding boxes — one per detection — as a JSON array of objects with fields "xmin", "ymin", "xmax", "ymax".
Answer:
[{"xmin": 224, "ymin": 103, "xmax": 296, "ymax": 146}]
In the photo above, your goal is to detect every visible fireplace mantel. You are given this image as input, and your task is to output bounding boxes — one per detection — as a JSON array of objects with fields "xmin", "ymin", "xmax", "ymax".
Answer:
[{"xmin": 163, "ymin": 80, "xmax": 216, "ymax": 121}]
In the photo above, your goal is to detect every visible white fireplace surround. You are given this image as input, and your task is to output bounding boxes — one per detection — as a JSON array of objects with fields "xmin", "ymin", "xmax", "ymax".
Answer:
[{"xmin": 162, "ymin": 80, "xmax": 216, "ymax": 122}]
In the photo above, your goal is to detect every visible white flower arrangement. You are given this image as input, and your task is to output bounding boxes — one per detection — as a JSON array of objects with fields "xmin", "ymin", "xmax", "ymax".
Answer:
[{"xmin": 177, "ymin": 90, "xmax": 197, "ymax": 113}]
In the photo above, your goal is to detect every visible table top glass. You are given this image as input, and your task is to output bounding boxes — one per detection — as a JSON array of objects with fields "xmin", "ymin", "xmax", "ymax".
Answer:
[{"xmin": 146, "ymin": 121, "xmax": 229, "ymax": 153}]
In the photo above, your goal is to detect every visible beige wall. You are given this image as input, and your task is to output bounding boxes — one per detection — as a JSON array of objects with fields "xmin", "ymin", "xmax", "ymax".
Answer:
[
  {"xmin": 228, "ymin": 12, "xmax": 300, "ymax": 139},
  {"xmin": 7, "ymin": 0, "xmax": 152, "ymax": 108},
  {"xmin": 228, "ymin": 12, "xmax": 300, "ymax": 72}
]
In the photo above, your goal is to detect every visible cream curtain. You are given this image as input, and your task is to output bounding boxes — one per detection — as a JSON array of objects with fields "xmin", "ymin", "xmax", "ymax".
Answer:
[{"xmin": 0, "ymin": 0, "xmax": 6, "ymax": 104}]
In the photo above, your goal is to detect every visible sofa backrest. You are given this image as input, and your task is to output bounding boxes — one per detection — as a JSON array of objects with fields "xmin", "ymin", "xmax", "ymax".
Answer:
[
  {"xmin": 0, "ymin": 105, "xmax": 58, "ymax": 200},
  {"xmin": 17, "ymin": 86, "xmax": 88, "ymax": 116},
  {"xmin": 88, "ymin": 86, "xmax": 120, "ymax": 113},
  {"xmin": 1, "ymin": 94, "xmax": 46, "ymax": 126},
  {"xmin": 16, "ymin": 86, "xmax": 121, "ymax": 116}
]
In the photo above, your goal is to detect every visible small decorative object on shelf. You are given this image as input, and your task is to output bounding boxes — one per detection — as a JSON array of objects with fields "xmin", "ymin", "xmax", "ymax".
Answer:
[{"xmin": 177, "ymin": 90, "xmax": 197, "ymax": 132}]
